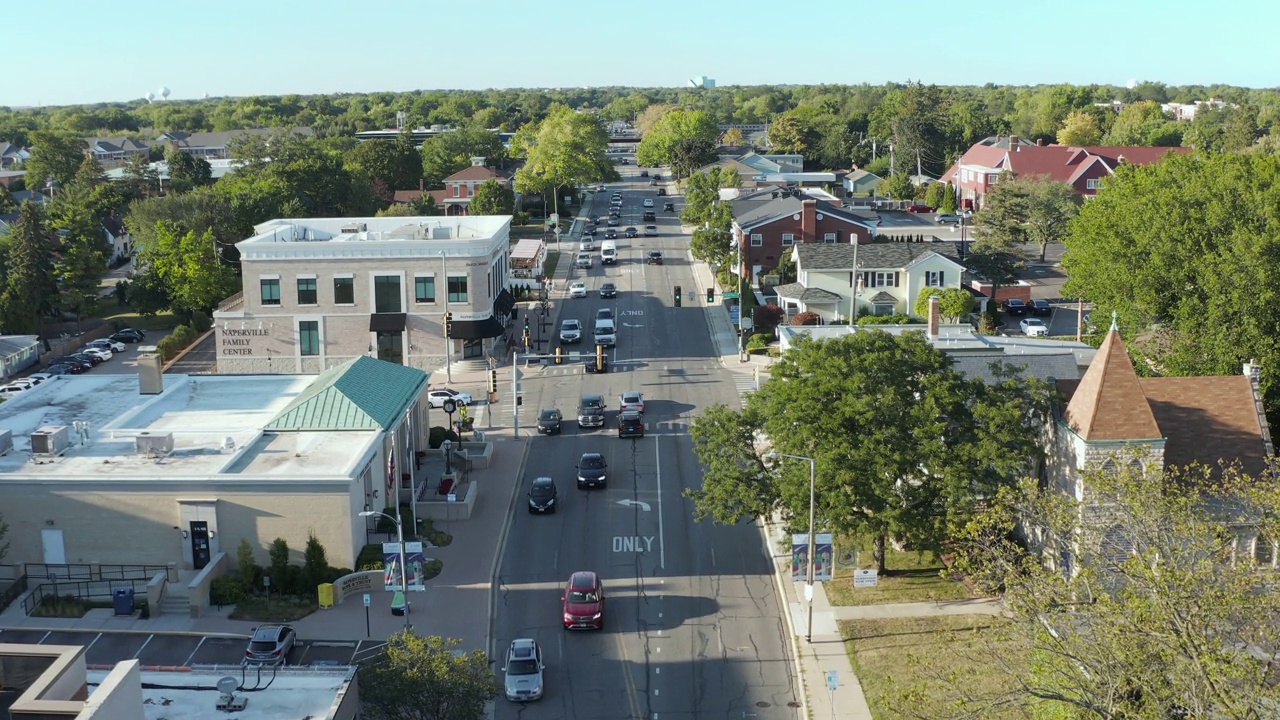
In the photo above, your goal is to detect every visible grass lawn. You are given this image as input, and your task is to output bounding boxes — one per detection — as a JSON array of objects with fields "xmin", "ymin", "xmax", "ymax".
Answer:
[
  {"xmin": 229, "ymin": 593, "xmax": 318, "ymax": 622},
  {"xmin": 824, "ymin": 540, "xmax": 979, "ymax": 607},
  {"xmin": 31, "ymin": 595, "xmax": 114, "ymax": 618},
  {"xmin": 544, "ymin": 251, "xmax": 561, "ymax": 278},
  {"xmin": 841, "ymin": 615, "xmax": 1025, "ymax": 719}
]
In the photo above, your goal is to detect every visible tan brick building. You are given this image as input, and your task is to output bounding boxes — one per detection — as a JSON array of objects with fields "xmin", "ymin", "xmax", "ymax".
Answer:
[{"xmin": 214, "ymin": 215, "xmax": 516, "ymax": 374}]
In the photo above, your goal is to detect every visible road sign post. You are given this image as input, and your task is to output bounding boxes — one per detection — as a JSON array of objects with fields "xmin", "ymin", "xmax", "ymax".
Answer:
[{"xmin": 363, "ymin": 593, "xmax": 371, "ymax": 637}]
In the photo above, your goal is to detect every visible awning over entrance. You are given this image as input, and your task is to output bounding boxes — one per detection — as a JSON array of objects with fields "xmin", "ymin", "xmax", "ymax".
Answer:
[
  {"xmin": 451, "ymin": 316, "xmax": 506, "ymax": 340},
  {"xmin": 494, "ymin": 288, "xmax": 516, "ymax": 318},
  {"xmin": 369, "ymin": 313, "xmax": 407, "ymax": 332}
]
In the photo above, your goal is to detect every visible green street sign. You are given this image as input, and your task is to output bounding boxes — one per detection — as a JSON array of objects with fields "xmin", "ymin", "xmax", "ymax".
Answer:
[{"xmin": 722, "ymin": 292, "xmax": 740, "ymax": 299}]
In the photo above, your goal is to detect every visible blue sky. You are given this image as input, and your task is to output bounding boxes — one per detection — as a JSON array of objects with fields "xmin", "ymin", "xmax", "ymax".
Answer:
[{"xmin": 6, "ymin": 0, "xmax": 1277, "ymax": 108}]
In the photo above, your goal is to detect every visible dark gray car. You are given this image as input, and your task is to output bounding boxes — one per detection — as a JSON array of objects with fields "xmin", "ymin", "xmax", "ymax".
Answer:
[
  {"xmin": 537, "ymin": 408, "xmax": 562, "ymax": 435},
  {"xmin": 577, "ymin": 453, "xmax": 608, "ymax": 489},
  {"xmin": 528, "ymin": 477, "xmax": 558, "ymax": 514}
]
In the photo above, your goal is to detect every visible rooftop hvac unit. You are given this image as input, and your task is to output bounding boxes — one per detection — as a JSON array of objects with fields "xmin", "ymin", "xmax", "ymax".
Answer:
[
  {"xmin": 431, "ymin": 226, "xmax": 452, "ymax": 240},
  {"xmin": 135, "ymin": 432, "xmax": 174, "ymax": 456},
  {"xmin": 215, "ymin": 694, "xmax": 248, "ymax": 711},
  {"xmin": 340, "ymin": 222, "xmax": 367, "ymax": 234},
  {"xmin": 0, "ymin": 429, "xmax": 12, "ymax": 456},
  {"xmin": 137, "ymin": 351, "xmax": 164, "ymax": 395},
  {"xmin": 30, "ymin": 425, "xmax": 70, "ymax": 456}
]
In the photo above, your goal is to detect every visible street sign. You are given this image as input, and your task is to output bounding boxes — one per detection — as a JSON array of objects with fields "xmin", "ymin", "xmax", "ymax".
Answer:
[
  {"xmin": 513, "ymin": 368, "xmax": 524, "ymax": 381},
  {"xmin": 826, "ymin": 670, "xmax": 839, "ymax": 692},
  {"xmin": 723, "ymin": 292, "xmax": 740, "ymax": 300},
  {"xmin": 363, "ymin": 593, "xmax": 371, "ymax": 607},
  {"xmin": 854, "ymin": 569, "xmax": 879, "ymax": 588}
]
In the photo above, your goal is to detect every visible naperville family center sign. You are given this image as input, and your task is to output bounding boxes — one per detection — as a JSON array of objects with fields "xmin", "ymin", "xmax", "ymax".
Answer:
[{"xmin": 220, "ymin": 327, "xmax": 269, "ymax": 356}]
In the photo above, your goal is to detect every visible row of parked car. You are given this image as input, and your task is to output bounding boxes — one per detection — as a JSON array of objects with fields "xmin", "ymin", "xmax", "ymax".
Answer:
[{"xmin": 0, "ymin": 328, "xmax": 148, "ymax": 399}]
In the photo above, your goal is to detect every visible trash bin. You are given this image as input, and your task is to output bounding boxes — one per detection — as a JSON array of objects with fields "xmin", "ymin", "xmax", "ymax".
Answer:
[{"xmin": 113, "ymin": 588, "xmax": 136, "ymax": 615}]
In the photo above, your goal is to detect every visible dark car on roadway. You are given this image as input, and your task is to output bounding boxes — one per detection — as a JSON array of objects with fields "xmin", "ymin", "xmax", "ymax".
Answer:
[
  {"xmin": 528, "ymin": 477, "xmax": 558, "ymax": 514},
  {"xmin": 643, "ymin": 211, "xmax": 656, "ymax": 222},
  {"xmin": 537, "ymin": 408, "xmax": 562, "ymax": 435},
  {"xmin": 585, "ymin": 226, "xmax": 598, "ymax": 236},
  {"xmin": 662, "ymin": 201, "xmax": 674, "ymax": 212},
  {"xmin": 599, "ymin": 282, "xmax": 618, "ymax": 298},
  {"xmin": 649, "ymin": 179, "xmax": 658, "ymax": 186},
  {"xmin": 1003, "ymin": 298, "xmax": 1028, "ymax": 316},
  {"xmin": 618, "ymin": 411, "xmax": 644, "ymax": 439},
  {"xmin": 562, "ymin": 571, "xmax": 605, "ymax": 630},
  {"xmin": 577, "ymin": 395, "xmax": 606, "ymax": 427},
  {"xmin": 640, "ymin": 170, "xmax": 649, "ymax": 177},
  {"xmin": 656, "ymin": 188, "xmax": 667, "ymax": 196},
  {"xmin": 603, "ymin": 228, "xmax": 618, "ymax": 240},
  {"xmin": 647, "ymin": 251, "xmax": 663, "ymax": 265},
  {"xmin": 576, "ymin": 453, "xmax": 608, "ymax": 489},
  {"xmin": 1031, "ymin": 299, "xmax": 1053, "ymax": 317},
  {"xmin": 244, "ymin": 624, "xmax": 296, "ymax": 666}
]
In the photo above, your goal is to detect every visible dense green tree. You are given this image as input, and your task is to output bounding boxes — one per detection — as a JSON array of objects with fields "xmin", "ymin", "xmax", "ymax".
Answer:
[
  {"xmin": 679, "ymin": 169, "xmax": 734, "ymax": 228},
  {"xmin": 688, "ymin": 204, "xmax": 735, "ymax": 271},
  {"xmin": 868, "ymin": 83, "xmax": 956, "ymax": 176},
  {"xmin": 24, "ymin": 131, "xmax": 86, "ymax": 191},
  {"xmin": 121, "ymin": 267, "xmax": 170, "ymax": 317},
  {"xmin": 512, "ymin": 105, "xmax": 614, "ymax": 218},
  {"xmin": 636, "ymin": 109, "xmax": 720, "ymax": 170},
  {"xmin": 46, "ymin": 185, "xmax": 109, "ymax": 321},
  {"xmin": 1009, "ymin": 83, "xmax": 1101, "ymax": 140},
  {"xmin": 1056, "ymin": 109, "xmax": 1104, "ymax": 146},
  {"xmin": 467, "ymin": 179, "xmax": 514, "ymax": 216},
  {"xmin": 419, "ymin": 128, "xmax": 506, "ymax": 189},
  {"xmin": 882, "ymin": 172, "xmax": 915, "ymax": 201},
  {"xmin": 120, "ymin": 153, "xmax": 159, "ymax": 201},
  {"xmin": 913, "ymin": 287, "xmax": 975, "ymax": 321},
  {"xmin": 0, "ymin": 186, "xmax": 16, "ymax": 214},
  {"xmin": 635, "ymin": 103, "xmax": 678, "ymax": 135},
  {"xmin": 0, "ymin": 202, "xmax": 56, "ymax": 333},
  {"xmin": 912, "ymin": 462, "xmax": 1280, "ymax": 719},
  {"xmin": 126, "ymin": 188, "xmax": 246, "ymax": 258},
  {"xmin": 1183, "ymin": 104, "xmax": 1259, "ymax": 153},
  {"xmin": 1102, "ymin": 100, "xmax": 1177, "ymax": 146},
  {"xmin": 165, "ymin": 149, "xmax": 213, "ymax": 193},
  {"xmin": 722, "ymin": 127, "xmax": 746, "ymax": 147},
  {"xmin": 1061, "ymin": 151, "xmax": 1280, "ymax": 413},
  {"xmin": 360, "ymin": 631, "xmax": 496, "ymax": 720},
  {"xmin": 923, "ymin": 181, "xmax": 946, "ymax": 209},
  {"xmin": 973, "ymin": 173, "xmax": 1078, "ymax": 260},
  {"xmin": 964, "ymin": 248, "xmax": 1023, "ymax": 323},
  {"xmin": 217, "ymin": 131, "xmax": 360, "ymax": 221},
  {"xmin": 938, "ymin": 182, "xmax": 958, "ymax": 213},
  {"xmin": 687, "ymin": 330, "xmax": 1051, "ymax": 570},
  {"xmin": 344, "ymin": 132, "xmax": 421, "ymax": 191},
  {"xmin": 138, "ymin": 223, "xmax": 238, "ymax": 315},
  {"xmin": 766, "ymin": 116, "xmax": 808, "ymax": 154}
]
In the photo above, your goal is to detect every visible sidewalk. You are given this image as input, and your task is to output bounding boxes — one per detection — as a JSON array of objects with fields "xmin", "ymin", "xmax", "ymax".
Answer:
[{"xmin": 687, "ymin": 253, "xmax": 777, "ymax": 372}]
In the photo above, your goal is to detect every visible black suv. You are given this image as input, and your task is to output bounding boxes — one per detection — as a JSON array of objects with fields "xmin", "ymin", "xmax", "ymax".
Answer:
[
  {"xmin": 643, "ymin": 211, "xmax": 656, "ymax": 222},
  {"xmin": 618, "ymin": 411, "xmax": 644, "ymax": 439},
  {"xmin": 577, "ymin": 395, "xmax": 606, "ymax": 427},
  {"xmin": 528, "ymin": 477, "xmax": 558, "ymax": 514},
  {"xmin": 576, "ymin": 453, "xmax": 608, "ymax": 489},
  {"xmin": 647, "ymin": 251, "xmax": 663, "ymax": 265}
]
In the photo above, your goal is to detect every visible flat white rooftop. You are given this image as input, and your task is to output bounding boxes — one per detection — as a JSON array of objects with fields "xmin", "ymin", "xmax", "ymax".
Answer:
[
  {"xmin": 0, "ymin": 374, "xmax": 375, "ymax": 480},
  {"xmin": 244, "ymin": 214, "xmax": 510, "ymax": 246},
  {"xmin": 87, "ymin": 667, "xmax": 353, "ymax": 720}
]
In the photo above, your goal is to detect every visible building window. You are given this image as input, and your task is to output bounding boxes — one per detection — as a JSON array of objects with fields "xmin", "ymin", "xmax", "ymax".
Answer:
[
  {"xmin": 447, "ymin": 275, "xmax": 469, "ymax": 303},
  {"xmin": 1086, "ymin": 178, "xmax": 1101, "ymax": 190},
  {"xmin": 823, "ymin": 233, "xmax": 837, "ymax": 243},
  {"xmin": 299, "ymin": 321, "xmax": 320, "ymax": 356},
  {"xmin": 750, "ymin": 233, "xmax": 763, "ymax": 247},
  {"xmin": 782, "ymin": 233, "xmax": 795, "ymax": 246},
  {"xmin": 374, "ymin": 275, "xmax": 402, "ymax": 313},
  {"xmin": 415, "ymin": 276, "xmax": 436, "ymax": 304},
  {"xmin": 296, "ymin": 277, "xmax": 317, "ymax": 305},
  {"xmin": 987, "ymin": 174, "xmax": 998, "ymax": 184},
  {"xmin": 925, "ymin": 270, "xmax": 945, "ymax": 287},
  {"xmin": 259, "ymin": 278, "xmax": 281, "ymax": 306},
  {"xmin": 867, "ymin": 271, "xmax": 898, "ymax": 288},
  {"xmin": 334, "ymin": 277, "xmax": 355, "ymax": 305},
  {"xmin": 1256, "ymin": 535, "xmax": 1275, "ymax": 566},
  {"xmin": 453, "ymin": 184, "xmax": 460, "ymax": 198}
]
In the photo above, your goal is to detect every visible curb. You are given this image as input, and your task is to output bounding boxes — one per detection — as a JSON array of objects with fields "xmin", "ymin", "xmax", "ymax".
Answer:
[
  {"xmin": 486, "ymin": 439, "xmax": 530, "ymax": 663},
  {"xmin": 756, "ymin": 517, "xmax": 808, "ymax": 719},
  {"xmin": 0, "ymin": 625, "xmax": 252, "ymax": 640}
]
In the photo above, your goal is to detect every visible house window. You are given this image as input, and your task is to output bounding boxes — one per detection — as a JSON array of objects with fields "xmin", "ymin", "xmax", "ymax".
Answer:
[
  {"xmin": 1255, "ymin": 535, "xmax": 1275, "ymax": 566},
  {"xmin": 299, "ymin": 321, "xmax": 320, "ymax": 356},
  {"xmin": 987, "ymin": 174, "xmax": 998, "ymax": 184},
  {"xmin": 415, "ymin": 276, "xmax": 436, "ymax": 304},
  {"xmin": 823, "ymin": 233, "xmax": 837, "ymax": 243},
  {"xmin": 374, "ymin": 275, "xmax": 402, "ymax": 313},
  {"xmin": 447, "ymin": 275, "xmax": 468, "ymax": 303},
  {"xmin": 296, "ymin": 277, "xmax": 317, "ymax": 305},
  {"xmin": 334, "ymin": 277, "xmax": 355, "ymax": 305},
  {"xmin": 750, "ymin": 233, "xmax": 763, "ymax": 247},
  {"xmin": 452, "ymin": 184, "xmax": 460, "ymax": 198},
  {"xmin": 259, "ymin": 278, "xmax": 281, "ymax": 306},
  {"xmin": 782, "ymin": 233, "xmax": 795, "ymax": 246},
  {"xmin": 1086, "ymin": 178, "xmax": 1101, "ymax": 190},
  {"xmin": 874, "ymin": 271, "xmax": 898, "ymax": 287},
  {"xmin": 925, "ymin": 270, "xmax": 945, "ymax": 287}
]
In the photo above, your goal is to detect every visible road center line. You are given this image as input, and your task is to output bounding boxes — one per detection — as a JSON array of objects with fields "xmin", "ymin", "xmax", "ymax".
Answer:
[{"xmin": 654, "ymin": 434, "xmax": 665, "ymax": 570}]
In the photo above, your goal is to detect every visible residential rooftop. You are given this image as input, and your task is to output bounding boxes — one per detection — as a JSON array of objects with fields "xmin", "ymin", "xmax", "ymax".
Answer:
[{"xmin": 0, "ymin": 373, "xmax": 377, "ymax": 481}]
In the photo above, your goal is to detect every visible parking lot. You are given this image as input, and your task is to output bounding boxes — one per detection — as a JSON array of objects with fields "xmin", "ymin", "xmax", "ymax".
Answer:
[
  {"xmin": 0, "ymin": 627, "xmax": 387, "ymax": 667},
  {"xmin": 31, "ymin": 328, "xmax": 174, "ymax": 378}
]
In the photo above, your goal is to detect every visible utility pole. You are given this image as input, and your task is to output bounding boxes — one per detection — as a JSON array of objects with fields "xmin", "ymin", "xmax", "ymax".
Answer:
[
  {"xmin": 889, "ymin": 144, "xmax": 895, "ymax": 176},
  {"xmin": 916, "ymin": 149, "xmax": 922, "ymax": 179},
  {"xmin": 871, "ymin": 139, "xmax": 877, "ymax": 161}
]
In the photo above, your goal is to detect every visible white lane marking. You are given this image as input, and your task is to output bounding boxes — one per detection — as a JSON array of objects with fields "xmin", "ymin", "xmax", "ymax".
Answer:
[
  {"xmin": 711, "ymin": 547, "xmax": 716, "ymax": 567},
  {"xmin": 655, "ymin": 689, "xmax": 660, "ymax": 696},
  {"xmin": 133, "ymin": 634, "xmax": 154, "ymax": 659},
  {"xmin": 656, "ymin": 667, "xmax": 661, "ymax": 674},
  {"xmin": 183, "ymin": 637, "xmax": 207, "ymax": 666},
  {"xmin": 654, "ymin": 434, "xmax": 665, "ymax": 570}
]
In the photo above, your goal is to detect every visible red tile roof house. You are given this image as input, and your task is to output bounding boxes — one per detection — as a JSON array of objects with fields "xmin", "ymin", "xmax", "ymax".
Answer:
[
  {"xmin": 729, "ymin": 188, "xmax": 877, "ymax": 285},
  {"xmin": 942, "ymin": 135, "xmax": 1191, "ymax": 212},
  {"xmin": 394, "ymin": 158, "xmax": 513, "ymax": 216}
]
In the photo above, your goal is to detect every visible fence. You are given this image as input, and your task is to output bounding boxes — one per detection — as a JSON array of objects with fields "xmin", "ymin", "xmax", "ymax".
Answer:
[
  {"xmin": 23, "ymin": 563, "xmax": 170, "ymax": 582},
  {"xmin": 22, "ymin": 577, "xmax": 153, "ymax": 616},
  {"xmin": 0, "ymin": 574, "xmax": 29, "ymax": 614}
]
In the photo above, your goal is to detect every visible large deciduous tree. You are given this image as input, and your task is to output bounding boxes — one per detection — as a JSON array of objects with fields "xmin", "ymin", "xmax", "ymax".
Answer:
[
  {"xmin": 467, "ymin": 179, "xmax": 514, "ymax": 216},
  {"xmin": 24, "ymin": 131, "xmax": 87, "ymax": 192},
  {"xmin": 687, "ymin": 331, "xmax": 1050, "ymax": 571},
  {"xmin": 360, "ymin": 631, "xmax": 496, "ymax": 720},
  {"xmin": 722, "ymin": 127, "xmax": 746, "ymax": 147},
  {"xmin": 766, "ymin": 116, "xmax": 808, "ymax": 154},
  {"xmin": 636, "ymin": 109, "xmax": 720, "ymax": 173},
  {"xmin": 635, "ymin": 103, "xmax": 678, "ymax": 135},
  {"xmin": 512, "ymin": 104, "xmax": 614, "ymax": 218},
  {"xmin": 1061, "ymin": 151, "xmax": 1280, "ymax": 414},
  {"xmin": 138, "ymin": 223, "xmax": 238, "ymax": 316},
  {"xmin": 165, "ymin": 149, "xmax": 213, "ymax": 193},
  {"xmin": 419, "ymin": 128, "xmax": 507, "ymax": 189},
  {"xmin": 906, "ymin": 462, "xmax": 1280, "ymax": 719},
  {"xmin": 1056, "ymin": 109, "xmax": 1104, "ymax": 146},
  {"xmin": 1102, "ymin": 100, "xmax": 1181, "ymax": 146},
  {"xmin": 345, "ymin": 132, "xmax": 422, "ymax": 191},
  {"xmin": 0, "ymin": 202, "xmax": 57, "ymax": 334},
  {"xmin": 974, "ymin": 172, "xmax": 1079, "ymax": 260},
  {"xmin": 913, "ymin": 287, "xmax": 974, "ymax": 321}
]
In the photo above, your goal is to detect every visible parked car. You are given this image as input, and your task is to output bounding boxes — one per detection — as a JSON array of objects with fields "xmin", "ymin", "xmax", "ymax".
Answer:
[
  {"xmin": 244, "ymin": 624, "xmax": 296, "ymax": 666},
  {"xmin": 80, "ymin": 347, "xmax": 113, "ymax": 361},
  {"xmin": 503, "ymin": 638, "xmax": 545, "ymax": 702},
  {"xmin": 537, "ymin": 408, "xmax": 562, "ymax": 435},
  {"xmin": 906, "ymin": 204, "xmax": 935, "ymax": 213},
  {"xmin": 110, "ymin": 328, "xmax": 147, "ymax": 343},
  {"xmin": 569, "ymin": 282, "xmax": 588, "ymax": 299},
  {"xmin": 647, "ymin": 251, "xmax": 664, "ymax": 265},
  {"xmin": 1003, "ymin": 298, "xmax": 1028, "ymax": 316},
  {"xmin": 576, "ymin": 452, "xmax": 608, "ymax": 489},
  {"xmin": 86, "ymin": 338, "xmax": 127, "ymax": 353},
  {"xmin": 599, "ymin": 282, "xmax": 618, "ymax": 299},
  {"xmin": 427, "ymin": 389, "xmax": 473, "ymax": 408},
  {"xmin": 6, "ymin": 377, "xmax": 42, "ymax": 390},
  {"xmin": 559, "ymin": 319, "xmax": 583, "ymax": 344},
  {"xmin": 27, "ymin": 373, "xmax": 55, "ymax": 383},
  {"xmin": 618, "ymin": 411, "xmax": 644, "ymax": 439},
  {"xmin": 528, "ymin": 477, "xmax": 558, "ymax": 514},
  {"xmin": 1030, "ymin": 299, "xmax": 1053, "ymax": 317},
  {"xmin": 562, "ymin": 571, "xmax": 605, "ymax": 630},
  {"xmin": 42, "ymin": 364, "xmax": 76, "ymax": 376},
  {"xmin": 70, "ymin": 352, "xmax": 104, "ymax": 366},
  {"xmin": 50, "ymin": 356, "xmax": 92, "ymax": 371},
  {"xmin": 662, "ymin": 201, "xmax": 675, "ymax": 212},
  {"xmin": 0, "ymin": 384, "xmax": 28, "ymax": 399},
  {"xmin": 935, "ymin": 213, "xmax": 965, "ymax": 225},
  {"xmin": 1020, "ymin": 318, "xmax": 1049, "ymax": 337},
  {"xmin": 577, "ymin": 395, "xmax": 606, "ymax": 428}
]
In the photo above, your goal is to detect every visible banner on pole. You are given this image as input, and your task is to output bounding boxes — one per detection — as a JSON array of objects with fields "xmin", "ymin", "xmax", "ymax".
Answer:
[
  {"xmin": 383, "ymin": 541, "xmax": 427, "ymax": 592},
  {"xmin": 790, "ymin": 533, "xmax": 834, "ymax": 583}
]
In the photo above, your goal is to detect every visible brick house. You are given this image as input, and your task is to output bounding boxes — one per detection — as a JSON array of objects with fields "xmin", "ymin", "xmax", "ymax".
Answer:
[
  {"xmin": 730, "ymin": 189, "xmax": 877, "ymax": 283},
  {"xmin": 394, "ymin": 158, "xmax": 513, "ymax": 216},
  {"xmin": 942, "ymin": 135, "xmax": 1190, "ymax": 211}
]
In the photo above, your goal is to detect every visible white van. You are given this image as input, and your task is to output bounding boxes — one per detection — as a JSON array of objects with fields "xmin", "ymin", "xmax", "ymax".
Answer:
[
  {"xmin": 600, "ymin": 240, "xmax": 618, "ymax": 265},
  {"xmin": 594, "ymin": 319, "xmax": 617, "ymax": 347}
]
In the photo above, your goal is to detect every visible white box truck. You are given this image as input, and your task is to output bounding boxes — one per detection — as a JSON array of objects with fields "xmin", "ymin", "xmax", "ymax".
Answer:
[{"xmin": 600, "ymin": 240, "xmax": 618, "ymax": 265}]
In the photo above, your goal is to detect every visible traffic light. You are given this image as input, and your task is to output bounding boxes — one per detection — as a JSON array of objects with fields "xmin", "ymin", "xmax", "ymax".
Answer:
[
  {"xmin": 707, "ymin": 287, "xmax": 715, "ymax": 304},
  {"xmin": 488, "ymin": 369, "xmax": 497, "ymax": 394},
  {"xmin": 443, "ymin": 311, "xmax": 453, "ymax": 338},
  {"xmin": 524, "ymin": 316, "xmax": 531, "ymax": 333},
  {"xmin": 674, "ymin": 285, "xmax": 682, "ymax": 307},
  {"xmin": 596, "ymin": 344, "xmax": 605, "ymax": 373},
  {"xmin": 555, "ymin": 346, "xmax": 564, "ymax": 365}
]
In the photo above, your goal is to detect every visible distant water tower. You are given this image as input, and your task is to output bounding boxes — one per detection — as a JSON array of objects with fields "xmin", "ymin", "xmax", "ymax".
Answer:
[{"xmin": 158, "ymin": 86, "xmax": 171, "ymax": 101}]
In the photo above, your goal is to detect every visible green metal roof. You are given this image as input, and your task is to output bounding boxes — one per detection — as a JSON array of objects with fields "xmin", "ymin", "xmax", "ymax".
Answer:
[{"xmin": 265, "ymin": 356, "xmax": 430, "ymax": 431}]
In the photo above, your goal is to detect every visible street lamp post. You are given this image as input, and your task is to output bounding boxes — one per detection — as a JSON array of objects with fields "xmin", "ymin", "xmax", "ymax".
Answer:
[
  {"xmin": 440, "ymin": 251, "xmax": 452, "ymax": 383},
  {"xmin": 359, "ymin": 509, "xmax": 411, "ymax": 631},
  {"xmin": 767, "ymin": 452, "xmax": 817, "ymax": 643}
]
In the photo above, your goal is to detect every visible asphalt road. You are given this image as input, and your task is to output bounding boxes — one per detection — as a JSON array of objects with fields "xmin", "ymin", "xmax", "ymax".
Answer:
[{"xmin": 493, "ymin": 166, "xmax": 801, "ymax": 719}]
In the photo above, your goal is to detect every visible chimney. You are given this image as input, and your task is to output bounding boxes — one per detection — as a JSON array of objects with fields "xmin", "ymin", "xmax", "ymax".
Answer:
[
  {"xmin": 927, "ymin": 296, "xmax": 940, "ymax": 339},
  {"xmin": 470, "ymin": 156, "xmax": 486, "ymax": 167},
  {"xmin": 1036, "ymin": 138, "xmax": 1045, "ymax": 146},
  {"xmin": 418, "ymin": 178, "xmax": 424, "ymax": 192},
  {"xmin": 801, "ymin": 199, "xmax": 817, "ymax": 244}
]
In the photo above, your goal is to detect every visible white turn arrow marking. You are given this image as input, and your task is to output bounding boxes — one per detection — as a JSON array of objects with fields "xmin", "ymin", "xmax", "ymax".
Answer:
[{"xmin": 616, "ymin": 499, "xmax": 652, "ymax": 511}]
